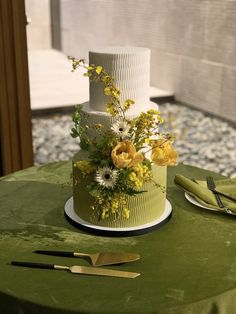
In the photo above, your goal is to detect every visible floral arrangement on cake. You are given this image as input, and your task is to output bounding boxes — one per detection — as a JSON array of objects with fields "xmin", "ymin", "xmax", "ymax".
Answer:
[{"xmin": 69, "ymin": 57, "xmax": 177, "ymax": 220}]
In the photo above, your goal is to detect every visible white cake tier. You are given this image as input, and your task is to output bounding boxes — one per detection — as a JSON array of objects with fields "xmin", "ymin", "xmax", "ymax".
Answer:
[
  {"xmin": 89, "ymin": 47, "xmax": 150, "ymax": 112},
  {"xmin": 80, "ymin": 100, "xmax": 159, "ymax": 140}
]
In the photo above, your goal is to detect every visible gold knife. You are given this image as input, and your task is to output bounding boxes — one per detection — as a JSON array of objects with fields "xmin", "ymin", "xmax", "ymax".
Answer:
[
  {"xmin": 34, "ymin": 250, "xmax": 140, "ymax": 266},
  {"xmin": 11, "ymin": 261, "xmax": 140, "ymax": 278}
]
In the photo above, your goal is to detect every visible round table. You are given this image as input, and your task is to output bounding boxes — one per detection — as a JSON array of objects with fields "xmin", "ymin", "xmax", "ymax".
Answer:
[{"xmin": 0, "ymin": 162, "xmax": 236, "ymax": 314}]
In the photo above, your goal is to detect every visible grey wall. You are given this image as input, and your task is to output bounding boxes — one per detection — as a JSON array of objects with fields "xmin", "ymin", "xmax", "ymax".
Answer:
[
  {"xmin": 25, "ymin": 0, "xmax": 51, "ymax": 49},
  {"xmin": 54, "ymin": 0, "xmax": 236, "ymax": 122},
  {"xmin": 26, "ymin": 0, "xmax": 236, "ymax": 122}
]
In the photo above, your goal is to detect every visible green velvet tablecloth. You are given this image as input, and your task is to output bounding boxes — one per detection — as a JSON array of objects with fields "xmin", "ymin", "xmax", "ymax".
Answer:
[{"xmin": 0, "ymin": 162, "xmax": 236, "ymax": 314}]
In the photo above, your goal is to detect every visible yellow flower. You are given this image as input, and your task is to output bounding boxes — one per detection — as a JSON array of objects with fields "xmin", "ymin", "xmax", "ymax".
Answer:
[
  {"xmin": 151, "ymin": 140, "xmax": 177, "ymax": 166},
  {"xmin": 129, "ymin": 171, "xmax": 137, "ymax": 181},
  {"xmin": 147, "ymin": 109, "xmax": 160, "ymax": 115},
  {"xmin": 123, "ymin": 207, "xmax": 130, "ymax": 219},
  {"xmin": 132, "ymin": 164, "xmax": 143, "ymax": 177},
  {"xmin": 111, "ymin": 140, "xmax": 144, "ymax": 168},
  {"xmin": 129, "ymin": 171, "xmax": 142, "ymax": 188},
  {"xmin": 74, "ymin": 160, "xmax": 96, "ymax": 176},
  {"xmin": 106, "ymin": 103, "xmax": 117, "ymax": 117},
  {"xmin": 101, "ymin": 75, "xmax": 111, "ymax": 83},
  {"xmin": 95, "ymin": 66, "xmax": 103, "ymax": 74},
  {"xmin": 104, "ymin": 87, "xmax": 112, "ymax": 96},
  {"xmin": 111, "ymin": 198, "xmax": 119, "ymax": 213},
  {"xmin": 142, "ymin": 165, "xmax": 151, "ymax": 179},
  {"xmin": 123, "ymin": 99, "xmax": 135, "ymax": 111},
  {"xmin": 129, "ymin": 163, "xmax": 151, "ymax": 189},
  {"xmin": 104, "ymin": 86, "xmax": 120, "ymax": 99},
  {"xmin": 111, "ymin": 89, "xmax": 120, "ymax": 100}
]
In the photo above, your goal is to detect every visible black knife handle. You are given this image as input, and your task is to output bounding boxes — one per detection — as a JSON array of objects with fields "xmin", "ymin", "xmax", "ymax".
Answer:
[
  {"xmin": 11, "ymin": 261, "xmax": 54, "ymax": 269},
  {"xmin": 35, "ymin": 250, "xmax": 74, "ymax": 257}
]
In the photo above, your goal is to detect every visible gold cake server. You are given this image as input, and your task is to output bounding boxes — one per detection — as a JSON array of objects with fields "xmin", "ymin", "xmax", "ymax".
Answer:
[
  {"xmin": 11, "ymin": 261, "xmax": 140, "ymax": 278},
  {"xmin": 34, "ymin": 250, "xmax": 140, "ymax": 266}
]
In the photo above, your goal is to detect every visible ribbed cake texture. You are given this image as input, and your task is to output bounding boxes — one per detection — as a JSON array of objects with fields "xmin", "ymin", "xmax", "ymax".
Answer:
[
  {"xmin": 90, "ymin": 47, "xmax": 150, "ymax": 112},
  {"xmin": 80, "ymin": 47, "xmax": 159, "ymax": 134},
  {"xmin": 73, "ymin": 47, "xmax": 167, "ymax": 228},
  {"xmin": 73, "ymin": 153, "xmax": 166, "ymax": 228}
]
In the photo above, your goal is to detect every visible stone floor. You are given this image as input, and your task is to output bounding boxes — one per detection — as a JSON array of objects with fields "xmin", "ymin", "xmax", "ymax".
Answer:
[{"xmin": 32, "ymin": 102, "xmax": 236, "ymax": 178}]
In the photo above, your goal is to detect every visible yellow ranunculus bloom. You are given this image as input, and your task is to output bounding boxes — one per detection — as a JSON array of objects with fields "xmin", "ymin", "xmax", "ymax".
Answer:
[
  {"xmin": 151, "ymin": 139, "xmax": 177, "ymax": 166},
  {"xmin": 111, "ymin": 140, "xmax": 144, "ymax": 168}
]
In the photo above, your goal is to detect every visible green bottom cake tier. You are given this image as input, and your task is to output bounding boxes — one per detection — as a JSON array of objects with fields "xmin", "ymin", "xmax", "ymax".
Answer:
[{"xmin": 72, "ymin": 151, "xmax": 167, "ymax": 228}]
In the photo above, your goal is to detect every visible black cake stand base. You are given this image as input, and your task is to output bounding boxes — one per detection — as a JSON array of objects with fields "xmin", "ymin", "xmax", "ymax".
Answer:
[{"xmin": 64, "ymin": 197, "xmax": 172, "ymax": 237}]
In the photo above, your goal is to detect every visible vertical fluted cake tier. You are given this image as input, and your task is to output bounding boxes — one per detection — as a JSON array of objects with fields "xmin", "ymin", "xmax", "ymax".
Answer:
[
  {"xmin": 73, "ymin": 152, "xmax": 167, "ymax": 228},
  {"xmin": 89, "ymin": 47, "xmax": 150, "ymax": 113}
]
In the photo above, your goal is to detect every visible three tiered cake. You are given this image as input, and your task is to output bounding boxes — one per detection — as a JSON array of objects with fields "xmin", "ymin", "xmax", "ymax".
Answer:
[{"xmin": 69, "ymin": 47, "xmax": 177, "ymax": 230}]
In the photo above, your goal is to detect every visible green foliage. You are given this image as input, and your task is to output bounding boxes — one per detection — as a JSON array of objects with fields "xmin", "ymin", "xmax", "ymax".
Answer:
[{"xmin": 69, "ymin": 56, "xmax": 176, "ymax": 221}]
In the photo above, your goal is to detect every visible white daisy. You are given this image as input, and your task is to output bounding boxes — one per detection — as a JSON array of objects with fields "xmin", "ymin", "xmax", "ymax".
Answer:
[
  {"xmin": 111, "ymin": 120, "xmax": 130, "ymax": 139},
  {"xmin": 95, "ymin": 167, "xmax": 119, "ymax": 189}
]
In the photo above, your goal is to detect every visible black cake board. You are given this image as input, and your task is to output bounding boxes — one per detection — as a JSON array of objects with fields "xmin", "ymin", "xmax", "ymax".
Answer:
[{"xmin": 64, "ymin": 197, "xmax": 172, "ymax": 237}]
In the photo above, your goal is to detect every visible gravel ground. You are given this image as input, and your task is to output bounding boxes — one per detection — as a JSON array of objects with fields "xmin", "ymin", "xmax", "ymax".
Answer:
[{"xmin": 32, "ymin": 102, "xmax": 236, "ymax": 178}]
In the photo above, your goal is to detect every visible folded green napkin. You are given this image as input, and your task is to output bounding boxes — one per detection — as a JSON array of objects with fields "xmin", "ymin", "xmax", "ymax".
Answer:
[{"xmin": 174, "ymin": 174, "xmax": 236, "ymax": 213}]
